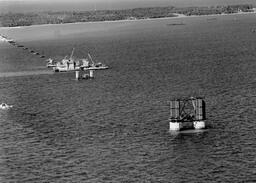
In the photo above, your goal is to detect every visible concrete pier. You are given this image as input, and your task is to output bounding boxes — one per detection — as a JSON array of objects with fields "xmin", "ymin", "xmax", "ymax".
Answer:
[
  {"xmin": 75, "ymin": 71, "xmax": 80, "ymax": 80},
  {"xmin": 75, "ymin": 69, "xmax": 95, "ymax": 80},
  {"xmin": 193, "ymin": 121, "xmax": 206, "ymax": 129},
  {"xmin": 169, "ymin": 122, "xmax": 182, "ymax": 131},
  {"xmin": 89, "ymin": 70, "xmax": 94, "ymax": 78}
]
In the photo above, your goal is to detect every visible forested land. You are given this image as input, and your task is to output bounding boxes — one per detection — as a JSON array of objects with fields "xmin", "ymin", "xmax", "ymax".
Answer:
[{"xmin": 0, "ymin": 4, "xmax": 254, "ymax": 27}]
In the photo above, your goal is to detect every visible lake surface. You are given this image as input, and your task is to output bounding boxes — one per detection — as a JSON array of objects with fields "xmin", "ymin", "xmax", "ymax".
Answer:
[{"xmin": 0, "ymin": 14, "xmax": 256, "ymax": 182}]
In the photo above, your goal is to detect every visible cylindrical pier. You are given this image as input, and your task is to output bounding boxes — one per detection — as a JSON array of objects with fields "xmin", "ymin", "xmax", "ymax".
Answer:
[
  {"xmin": 75, "ymin": 71, "xmax": 80, "ymax": 80},
  {"xmin": 89, "ymin": 70, "xmax": 94, "ymax": 78},
  {"xmin": 193, "ymin": 121, "xmax": 205, "ymax": 129},
  {"xmin": 169, "ymin": 122, "xmax": 182, "ymax": 131}
]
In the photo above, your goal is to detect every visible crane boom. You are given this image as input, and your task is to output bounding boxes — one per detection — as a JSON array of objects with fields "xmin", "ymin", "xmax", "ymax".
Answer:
[
  {"xmin": 88, "ymin": 53, "xmax": 95, "ymax": 65},
  {"xmin": 70, "ymin": 48, "xmax": 75, "ymax": 60}
]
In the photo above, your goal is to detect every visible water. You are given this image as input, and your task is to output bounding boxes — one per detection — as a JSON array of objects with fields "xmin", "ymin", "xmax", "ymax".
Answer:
[{"xmin": 0, "ymin": 14, "xmax": 256, "ymax": 182}]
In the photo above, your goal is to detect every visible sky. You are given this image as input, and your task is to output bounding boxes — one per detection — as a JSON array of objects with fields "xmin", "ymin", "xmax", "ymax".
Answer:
[{"xmin": 0, "ymin": 0, "xmax": 255, "ymax": 13}]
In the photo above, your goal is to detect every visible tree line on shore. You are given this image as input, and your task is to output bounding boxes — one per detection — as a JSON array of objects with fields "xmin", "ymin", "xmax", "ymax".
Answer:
[{"xmin": 0, "ymin": 4, "xmax": 253, "ymax": 27}]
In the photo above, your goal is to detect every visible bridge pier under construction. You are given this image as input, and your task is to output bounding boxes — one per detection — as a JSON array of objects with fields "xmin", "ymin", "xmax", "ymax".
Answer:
[{"xmin": 169, "ymin": 97, "xmax": 206, "ymax": 131}]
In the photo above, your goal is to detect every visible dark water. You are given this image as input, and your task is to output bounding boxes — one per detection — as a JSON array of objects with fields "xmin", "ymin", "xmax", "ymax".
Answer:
[{"xmin": 0, "ymin": 14, "xmax": 256, "ymax": 182}]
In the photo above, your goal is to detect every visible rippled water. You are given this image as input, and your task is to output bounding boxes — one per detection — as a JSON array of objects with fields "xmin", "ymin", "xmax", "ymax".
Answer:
[{"xmin": 0, "ymin": 14, "xmax": 256, "ymax": 182}]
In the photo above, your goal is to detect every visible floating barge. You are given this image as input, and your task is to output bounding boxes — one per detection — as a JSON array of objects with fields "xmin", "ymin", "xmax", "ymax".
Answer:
[
  {"xmin": 169, "ymin": 97, "xmax": 206, "ymax": 131},
  {"xmin": 46, "ymin": 49, "xmax": 109, "ymax": 72}
]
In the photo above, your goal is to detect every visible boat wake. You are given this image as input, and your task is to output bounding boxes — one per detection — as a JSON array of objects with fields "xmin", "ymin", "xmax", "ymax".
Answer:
[{"xmin": 0, "ymin": 70, "xmax": 53, "ymax": 78}]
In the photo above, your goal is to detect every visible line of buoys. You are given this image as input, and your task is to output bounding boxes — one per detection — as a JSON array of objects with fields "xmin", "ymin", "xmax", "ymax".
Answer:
[{"xmin": 1, "ymin": 34, "xmax": 46, "ymax": 59}]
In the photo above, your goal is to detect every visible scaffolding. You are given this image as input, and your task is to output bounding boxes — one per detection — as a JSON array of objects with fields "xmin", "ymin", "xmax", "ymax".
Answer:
[{"xmin": 169, "ymin": 97, "xmax": 206, "ymax": 123}]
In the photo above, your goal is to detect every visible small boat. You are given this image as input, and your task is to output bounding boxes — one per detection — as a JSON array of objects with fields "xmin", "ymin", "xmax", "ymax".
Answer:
[
  {"xmin": 86, "ymin": 65, "xmax": 109, "ymax": 70},
  {"xmin": 92, "ymin": 62, "xmax": 109, "ymax": 70},
  {"xmin": 0, "ymin": 103, "xmax": 13, "ymax": 110}
]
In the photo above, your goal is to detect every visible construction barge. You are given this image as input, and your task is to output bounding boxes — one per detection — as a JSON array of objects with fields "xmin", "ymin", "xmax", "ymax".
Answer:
[{"xmin": 169, "ymin": 97, "xmax": 206, "ymax": 131}]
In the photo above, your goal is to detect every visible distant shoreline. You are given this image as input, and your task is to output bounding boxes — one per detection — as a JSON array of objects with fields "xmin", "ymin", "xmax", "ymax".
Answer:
[
  {"xmin": 0, "ymin": 12, "xmax": 255, "ymax": 31},
  {"xmin": 0, "ymin": 5, "xmax": 255, "ymax": 28},
  {"xmin": 0, "ymin": 10, "xmax": 255, "ymax": 31}
]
